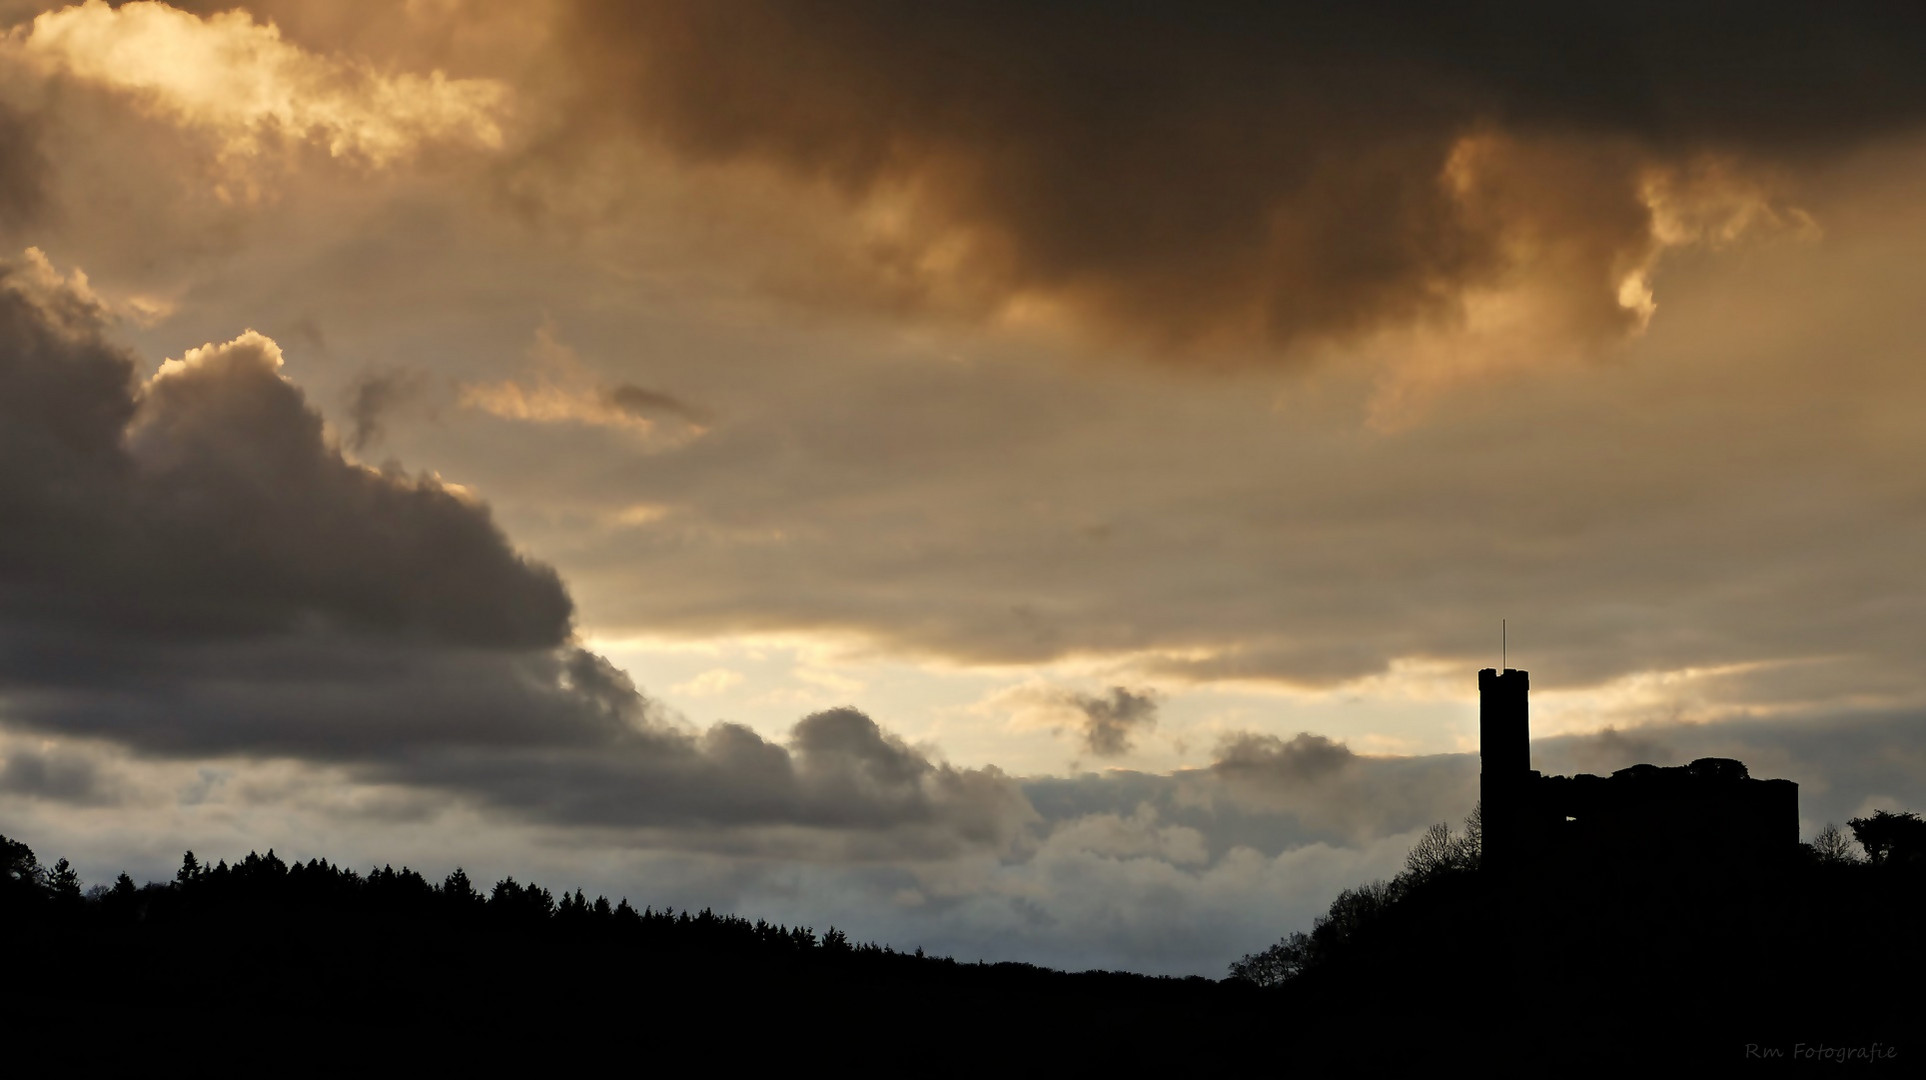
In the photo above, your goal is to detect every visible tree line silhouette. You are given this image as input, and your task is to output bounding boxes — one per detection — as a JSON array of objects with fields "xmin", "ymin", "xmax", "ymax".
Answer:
[
  {"xmin": 0, "ymin": 832, "xmax": 1254, "ymax": 1067},
  {"xmin": 6, "ymin": 839, "xmax": 862, "ymax": 951},
  {"xmin": 6, "ymin": 811, "xmax": 1921, "ymax": 1066}
]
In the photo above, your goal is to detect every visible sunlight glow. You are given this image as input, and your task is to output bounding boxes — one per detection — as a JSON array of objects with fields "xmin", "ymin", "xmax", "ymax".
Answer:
[{"xmin": 22, "ymin": 1, "xmax": 509, "ymax": 176}]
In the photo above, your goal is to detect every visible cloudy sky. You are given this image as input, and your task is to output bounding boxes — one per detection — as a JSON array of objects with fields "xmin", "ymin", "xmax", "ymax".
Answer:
[{"xmin": 4, "ymin": 1, "xmax": 1926, "ymax": 975}]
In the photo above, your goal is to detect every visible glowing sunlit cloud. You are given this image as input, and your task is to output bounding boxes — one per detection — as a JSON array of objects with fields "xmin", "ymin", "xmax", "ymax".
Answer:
[
  {"xmin": 458, "ymin": 321, "xmax": 707, "ymax": 444},
  {"xmin": 150, "ymin": 326, "xmax": 275, "ymax": 375},
  {"xmin": 1527, "ymin": 659, "xmax": 1841, "ymax": 739},
  {"xmin": 606, "ymin": 503, "xmax": 675, "ymax": 528},
  {"xmin": 793, "ymin": 666, "xmax": 866, "ymax": 696},
  {"xmin": 458, "ymin": 380, "xmax": 653, "ymax": 430},
  {"xmin": 20, "ymin": 0, "xmax": 509, "ymax": 174},
  {"xmin": 1358, "ymin": 135, "xmax": 1817, "ymax": 429},
  {"xmin": 671, "ymin": 668, "xmax": 746, "ymax": 697}
]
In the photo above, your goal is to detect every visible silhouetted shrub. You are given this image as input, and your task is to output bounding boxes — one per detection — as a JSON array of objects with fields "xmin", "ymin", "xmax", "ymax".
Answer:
[{"xmin": 1848, "ymin": 809, "xmax": 1926, "ymax": 866}]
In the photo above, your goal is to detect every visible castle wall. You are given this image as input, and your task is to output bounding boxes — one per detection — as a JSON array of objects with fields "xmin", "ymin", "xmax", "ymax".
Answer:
[{"xmin": 1478, "ymin": 668, "xmax": 1799, "ymax": 870}]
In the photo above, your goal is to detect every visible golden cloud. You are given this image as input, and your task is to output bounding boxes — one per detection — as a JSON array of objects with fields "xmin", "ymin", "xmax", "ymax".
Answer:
[{"xmin": 19, "ymin": 1, "xmax": 510, "ymax": 187}]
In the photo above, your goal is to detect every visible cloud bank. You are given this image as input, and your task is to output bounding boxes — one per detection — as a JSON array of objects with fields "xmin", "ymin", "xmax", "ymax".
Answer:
[
  {"xmin": 553, "ymin": 1, "xmax": 1926, "ymax": 354},
  {"xmin": 7, "ymin": 2, "xmax": 1926, "ymax": 977},
  {"xmin": 0, "ymin": 253, "xmax": 1024, "ymax": 858}
]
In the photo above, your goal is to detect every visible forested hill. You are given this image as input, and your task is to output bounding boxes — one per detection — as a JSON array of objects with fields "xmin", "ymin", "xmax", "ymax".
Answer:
[
  {"xmin": 0, "ymin": 836, "xmax": 1257, "ymax": 1068},
  {"xmin": 7, "ymin": 825, "xmax": 1921, "ymax": 1069},
  {"xmin": 1232, "ymin": 809, "xmax": 1926, "ymax": 1070}
]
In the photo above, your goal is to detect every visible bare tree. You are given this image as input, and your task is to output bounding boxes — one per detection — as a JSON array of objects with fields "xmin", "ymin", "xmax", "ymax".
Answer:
[
  {"xmin": 1809, "ymin": 822, "xmax": 1861, "ymax": 865},
  {"xmin": 1229, "ymin": 932, "xmax": 1308, "ymax": 988},
  {"xmin": 1404, "ymin": 822, "xmax": 1457, "ymax": 883},
  {"xmin": 1401, "ymin": 805, "xmax": 1481, "ymax": 885}
]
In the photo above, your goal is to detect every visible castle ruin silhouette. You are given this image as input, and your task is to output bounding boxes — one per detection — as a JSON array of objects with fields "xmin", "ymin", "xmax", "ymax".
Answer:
[{"xmin": 1479, "ymin": 668, "xmax": 1800, "ymax": 869}]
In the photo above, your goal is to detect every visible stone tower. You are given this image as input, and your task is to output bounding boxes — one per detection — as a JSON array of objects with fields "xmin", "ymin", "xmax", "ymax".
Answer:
[{"xmin": 1479, "ymin": 667, "xmax": 1531, "ymax": 870}]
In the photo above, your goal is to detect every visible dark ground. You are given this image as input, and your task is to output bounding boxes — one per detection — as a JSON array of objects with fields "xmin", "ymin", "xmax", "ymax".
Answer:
[{"xmin": 4, "ymin": 842, "xmax": 1917, "ymax": 1072}]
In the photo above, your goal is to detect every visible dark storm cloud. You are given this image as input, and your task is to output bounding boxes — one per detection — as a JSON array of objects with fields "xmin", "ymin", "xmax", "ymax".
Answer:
[
  {"xmin": 397, "ymin": 706, "xmax": 1032, "ymax": 852},
  {"xmin": 0, "ymin": 633, "xmax": 638, "ymax": 757},
  {"xmin": 558, "ymin": 1, "xmax": 1926, "ymax": 351},
  {"xmin": 129, "ymin": 339, "xmax": 571, "ymax": 647},
  {"xmin": 0, "ymin": 257, "xmax": 1027, "ymax": 853},
  {"xmin": 0, "ymin": 263, "xmax": 570, "ymax": 648},
  {"xmin": 0, "ymin": 747, "xmax": 112, "ymax": 806},
  {"xmin": 1213, "ymin": 732, "xmax": 1357, "ymax": 785}
]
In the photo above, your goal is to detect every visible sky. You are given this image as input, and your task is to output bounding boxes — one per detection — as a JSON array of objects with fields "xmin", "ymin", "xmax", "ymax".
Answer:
[{"xmin": 4, "ymin": 1, "xmax": 1926, "ymax": 976}]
